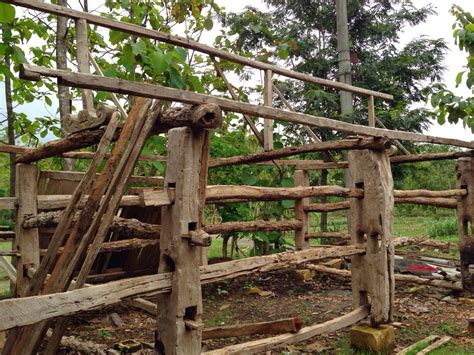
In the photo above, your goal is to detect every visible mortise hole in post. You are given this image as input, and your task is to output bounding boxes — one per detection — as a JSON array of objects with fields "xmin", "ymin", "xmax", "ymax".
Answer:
[
  {"xmin": 188, "ymin": 222, "xmax": 197, "ymax": 232},
  {"xmin": 162, "ymin": 254, "xmax": 175, "ymax": 272},
  {"xmin": 359, "ymin": 291, "xmax": 368, "ymax": 306},
  {"xmin": 355, "ymin": 182, "xmax": 364, "ymax": 189},
  {"xmin": 166, "ymin": 182, "xmax": 176, "ymax": 188},
  {"xmin": 356, "ymin": 231, "xmax": 365, "ymax": 244},
  {"xmin": 184, "ymin": 306, "xmax": 197, "ymax": 321},
  {"xmin": 463, "ymin": 219, "xmax": 473, "ymax": 238}
]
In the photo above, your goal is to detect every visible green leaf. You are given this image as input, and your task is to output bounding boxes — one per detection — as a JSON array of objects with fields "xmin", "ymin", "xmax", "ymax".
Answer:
[
  {"xmin": 44, "ymin": 96, "xmax": 52, "ymax": 106},
  {"xmin": 455, "ymin": 71, "xmax": 464, "ymax": 87},
  {"xmin": 0, "ymin": 4, "xmax": 15, "ymax": 23},
  {"xmin": 249, "ymin": 23, "xmax": 261, "ymax": 33},
  {"xmin": 466, "ymin": 23, "xmax": 474, "ymax": 32},
  {"xmin": 204, "ymin": 18, "xmax": 213, "ymax": 31},
  {"xmin": 166, "ymin": 67, "xmax": 186, "ymax": 89},
  {"xmin": 12, "ymin": 46, "xmax": 27, "ymax": 64},
  {"xmin": 188, "ymin": 75, "xmax": 204, "ymax": 93},
  {"xmin": 150, "ymin": 49, "xmax": 169, "ymax": 75},
  {"xmin": 281, "ymin": 200, "xmax": 294, "ymax": 208},
  {"xmin": 130, "ymin": 40, "xmax": 146, "ymax": 56}
]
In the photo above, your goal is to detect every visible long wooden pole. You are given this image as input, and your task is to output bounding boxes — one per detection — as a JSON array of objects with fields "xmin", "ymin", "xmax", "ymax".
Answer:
[
  {"xmin": 19, "ymin": 64, "xmax": 474, "ymax": 149},
  {"xmin": 4, "ymin": 0, "xmax": 393, "ymax": 100}
]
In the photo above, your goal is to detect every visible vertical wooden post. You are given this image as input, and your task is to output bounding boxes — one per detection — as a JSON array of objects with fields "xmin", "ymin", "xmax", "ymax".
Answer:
[
  {"xmin": 368, "ymin": 95, "xmax": 375, "ymax": 127},
  {"xmin": 294, "ymin": 170, "xmax": 309, "ymax": 250},
  {"xmin": 263, "ymin": 69, "xmax": 273, "ymax": 151},
  {"xmin": 349, "ymin": 149, "xmax": 394, "ymax": 325},
  {"xmin": 456, "ymin": 157, "xmax": 474, "ymax": 291},
  {"xmin": 155, "ymin": 127, "xmax": 209, "ymax": 355},
  {"xmin": 75, "ymin": 19, "xmax": 95, "ymax": 115},
  {"xmin": 14, "ymin": 163, "xmax": 39, "ymax": 297}
]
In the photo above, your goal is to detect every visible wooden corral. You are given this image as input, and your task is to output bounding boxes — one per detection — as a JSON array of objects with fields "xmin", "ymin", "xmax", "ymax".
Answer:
[{"xmin": 0, "ymin": 0, "xmax": 473, "ymax": 354}]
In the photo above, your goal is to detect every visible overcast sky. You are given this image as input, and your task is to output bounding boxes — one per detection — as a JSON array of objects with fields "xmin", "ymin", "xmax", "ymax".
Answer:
[{"xmin": 1, "ymin": 0, "xmax": 473, "ymax": 143}]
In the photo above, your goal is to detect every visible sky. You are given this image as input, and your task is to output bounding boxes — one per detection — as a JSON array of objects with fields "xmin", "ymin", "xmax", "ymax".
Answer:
[{"xmin": 1, "ymin": 0, "xmax": 473, "ymax": 143}]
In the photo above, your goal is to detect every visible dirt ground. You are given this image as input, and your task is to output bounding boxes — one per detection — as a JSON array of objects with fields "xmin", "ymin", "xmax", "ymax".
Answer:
[{"xmin": 61, "ymin": 265, "xmax": 474, "ymax": 354}]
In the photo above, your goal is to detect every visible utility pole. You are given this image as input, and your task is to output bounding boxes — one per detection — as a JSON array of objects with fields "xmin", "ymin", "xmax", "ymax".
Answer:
[{"xmin": 336, "ymin": 0, "xmax": 353, "ymax": 231}]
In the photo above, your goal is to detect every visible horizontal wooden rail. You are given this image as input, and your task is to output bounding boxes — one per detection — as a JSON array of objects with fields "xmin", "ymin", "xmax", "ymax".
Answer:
[
  {"xmin": 40, "ymin": 170, "xmax": 164, "ymax": 185},
  {"xmin": 204, "ymin": 220, "xmax": 302, "ymax": 234},
  {"xmin": 5, "ymin": 0, "xmax": 392, "ymax": 100},
  {"xmin": 307, "ymin": 264, "xmax": 462, "ymax": 291},
  {"xmin": 305, "ymin": 201, "xmax": 350, "ymax": 212},
  {"xmin": 0, "ymin": 245, "xmax": 364, "ymax": 330},
  {"xmin": 393, "ymin": 189, "xmax": 467, "ymax": 198},
  {"xmin": 305, "ymin": 232, "xmax": 350, "ymax": 239},
  {"xmin": 140, "ymin": 185, "xmax": 363, "ymax": 207},
  {"xmin": 203, "ymin": 306, "xmax": 370, "ymax": 354},
  {"xmin": 395, "ymin": 197, "xmax": 457, "ymax": 209},
  {"xmin": 19, "ymin": 64, "xmax": 474, "ymax": 149}
]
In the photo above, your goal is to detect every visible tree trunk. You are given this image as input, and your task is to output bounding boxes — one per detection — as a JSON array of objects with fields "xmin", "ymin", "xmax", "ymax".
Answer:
[{"xmin": 57, "ymin": 0, "xmax": 74, "ymax": 171}]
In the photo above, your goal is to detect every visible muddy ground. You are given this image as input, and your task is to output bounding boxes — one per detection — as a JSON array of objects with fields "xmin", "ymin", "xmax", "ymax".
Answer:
[{"xmin": 61, "ymin": 265, "xmax": 474, "ymax": 354}]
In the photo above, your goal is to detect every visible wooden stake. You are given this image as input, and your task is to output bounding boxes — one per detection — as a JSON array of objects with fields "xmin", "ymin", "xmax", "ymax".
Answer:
[
  {"xmin": 294, "ymin": 170, "xmax": 309, "ymax": 250},
  {"xmin": 14, "ymin": 164, "xmax": 39, "ymax": 297},
  {"xmin": 456, "ymin": 157, "xmax": 474, "ymax": 291},
  {"xmin": 349, "ymin": 149, "xmax": 394, "ymax": 325},
  {"xmin": 368, "ymin": 95, "xmax": 375, "ymax": 127},
  {"xmin": 263, "ymin": 69, "xmax": 273, "ymax": 151}
]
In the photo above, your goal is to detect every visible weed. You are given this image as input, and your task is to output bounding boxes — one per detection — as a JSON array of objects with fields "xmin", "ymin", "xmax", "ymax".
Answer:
[
  {"xmin": 97, "ymin": 329, "xmax": 111, "ymax": 339},
  {"xmin": 428, "ymin": 218, "xmax": 458, "ymax": 239},
  {"xmin": 437, "ymin": 322, "xmax": 461, "ymax": 336},
  {"xmin": 216, "ymin": 286, "xmax": 228, "ymax": 295}
]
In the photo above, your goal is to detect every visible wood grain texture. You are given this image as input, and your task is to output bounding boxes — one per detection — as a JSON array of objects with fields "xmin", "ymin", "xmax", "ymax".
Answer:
[
  {"xmin": 294, "ymin": 170, "xmax": 309, "ymax": 250},
  {"xmin": 349, "ymin": 149, "xmax": 395, "ymax": 325}
]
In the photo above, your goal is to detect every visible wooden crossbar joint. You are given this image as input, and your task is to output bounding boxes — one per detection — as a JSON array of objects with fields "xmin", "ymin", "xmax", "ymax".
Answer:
[
  {"xmin": 184, "ymin": 320, "xmax": 204, "ymax": 331},
  {"xmin": 182, "ymin": 230, "xmax": 212, "ymax": 247}
]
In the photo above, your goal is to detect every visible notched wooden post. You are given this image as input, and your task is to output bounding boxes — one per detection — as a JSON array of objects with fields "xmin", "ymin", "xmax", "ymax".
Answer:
[
  {"xmin": 456, "ymin": 157, "xmax": 474, "ymax": 292},
  {"xmin": 294, "ymin": 169, "xmax": 309, "ymax": 250},
  {"xmin": 155, "ymin": 127, "xmax": 211, "ymax": 355},
  {"xmin": 349, "ymin": 148, "xmax": 394, "ymax": 325},
  {"xmin": 14, "ymin": 163, "xmax": 40, "ymax": 297}
]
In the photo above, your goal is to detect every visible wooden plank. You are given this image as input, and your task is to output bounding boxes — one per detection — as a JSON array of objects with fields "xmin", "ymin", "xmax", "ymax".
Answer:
[
  {"xmin": 0, "ymin": 245, "xmax": 364, "ymax": 331},
  {"xmin": 6, "ymin": 0, "xmax": 393, "ymax": 100},
  {"xmin": 14, "ymin": 164, "xmax": 40, "ymax": 297},
  {"xmin": 39, "ymin": 170, "xmax": 164, "ymax": 185},
  {"xmin": 294, "ymin": 170, "xmax": 309, "ymax": 250},
  {"xmin": 349, "ymin": 149, "xmax": 395, "ymax": 325},
  {"xmin": 417, "ymin": 336, "xmax": 451, "ymax": 355},
  {"xmin": 202, "ymin": 306, "xmax": 370, "ymax": 354},
  {"xmin": 263, "ymin": 69, "xmax": 273, "ymax": 151},
  {"xmin": 0, "ymin": 256, "xmax": 16, "ymax": 283},
  {"xmin": 20, "ymin": 64, "xmax": 474, "ymax": 149},
  {"xmin": 0, "ymin": 231, "xmax": 15, "ymax": 239},
  {"xmin": 156, "ymin": 127, "xmax": 209, "ymax": 353},
  {"xmin": 456, "ymin": 157, "xmax": 474, "ymax": 292},
  {"xmin": 203, "ymin": 317, "xmax": 303, "ymax": 340}
]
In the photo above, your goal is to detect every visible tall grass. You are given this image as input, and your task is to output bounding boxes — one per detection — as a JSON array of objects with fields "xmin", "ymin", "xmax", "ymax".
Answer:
[{"xmin": 428, "ymin": 218, "xmax": 458, "ymax": 239}]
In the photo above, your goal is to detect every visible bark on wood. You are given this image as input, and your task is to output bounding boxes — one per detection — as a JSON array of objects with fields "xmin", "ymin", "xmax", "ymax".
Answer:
[
  {"xmin": 204, "ymin": 220, "xmax": 302, "ymax": 234},
  {"xmin": 0, "ymin": 245, "xmax": 364, "ymax": 331},
  {"xmin": 14, "ymin": 164, "xmax": 40, "ymax": 297},
  {"xmin": 305, "ymin": 201, "xmax": 350, "ymax": 212},
  {"xmin": 394, "ymin": 189, "xmax": 466, "ymax": 198},
  {"xmin": 209, "ymin": 138, "xmax": 389, "ymax": 168},
  {"xmin": 294, "ymin": 170, "xmax": 309, "ymax": 250},
  {"xmin": 306, "ymin": 265, "xmax": 462, "ymax": 291},
  {"xmin": 395, "ymin": 197, "xmax": 457, "ymax": 209},
  {"xmin": 39, "ymin": 169, "xmax": 163, "ymax": 185},
  {"xmin": 203, "ymin": 317, "xmax": 304, "ymax": 340},
  {"xmin": 156, "ymin": 127, "xmax": 209, "ymax": 354},
  {"xmin": 349, "ymin": 149, "xmax": 394, "ymax": 325},
  {"xmin": 21, "ymin": 65, "xmax": 474, "ymax": 149},
  {"xmin": 456, "ymin": 157, "xmax": 474, "ymax": 292},
  {"xmin": 9, "ymin": 0, "xmax": 393, "ymax": 100},
  {"xmin": 99, "ymin": 238, "xmax": 160, "ymax": 253},
  {"xmin": 15, "ymin": 103, "xmax": 222, "ymax": 163},
  {"xmin": 202, "ymin": 306, "xmax": 370, "ymax": 355},
  {"xmin": 306, "ymin": 232, "xmax": 350, "ymax": 239}
]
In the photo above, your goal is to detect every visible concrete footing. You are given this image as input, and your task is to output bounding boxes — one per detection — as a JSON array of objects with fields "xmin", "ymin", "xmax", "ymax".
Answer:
[{"xmin": 350, "ymin": 324, "xmax": 395, "ymax": 353}]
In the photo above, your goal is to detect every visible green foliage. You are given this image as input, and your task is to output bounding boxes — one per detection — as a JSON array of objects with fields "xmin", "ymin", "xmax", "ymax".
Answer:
[
  {"xmin": 221, "ymin": 0, "xmax": 447, "ymax": 146},
  {"xmin": 430, "ymin": 6, "xmax": 474, "ymax": 132},
  {"xmin": 428, "ymin": 218, "xmax": 458, "ymax": 239}
]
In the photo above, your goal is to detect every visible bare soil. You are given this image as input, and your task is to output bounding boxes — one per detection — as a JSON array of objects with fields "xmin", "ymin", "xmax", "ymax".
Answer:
[{"xmin": 61, "ymin": 266, "xmax": 474, "ymax": 354}]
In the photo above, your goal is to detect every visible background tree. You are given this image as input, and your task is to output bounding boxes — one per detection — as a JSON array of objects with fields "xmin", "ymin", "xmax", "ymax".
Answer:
[{"xmin": 431, "ymin": 5, "xmax": 474, "ymax": 132}]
